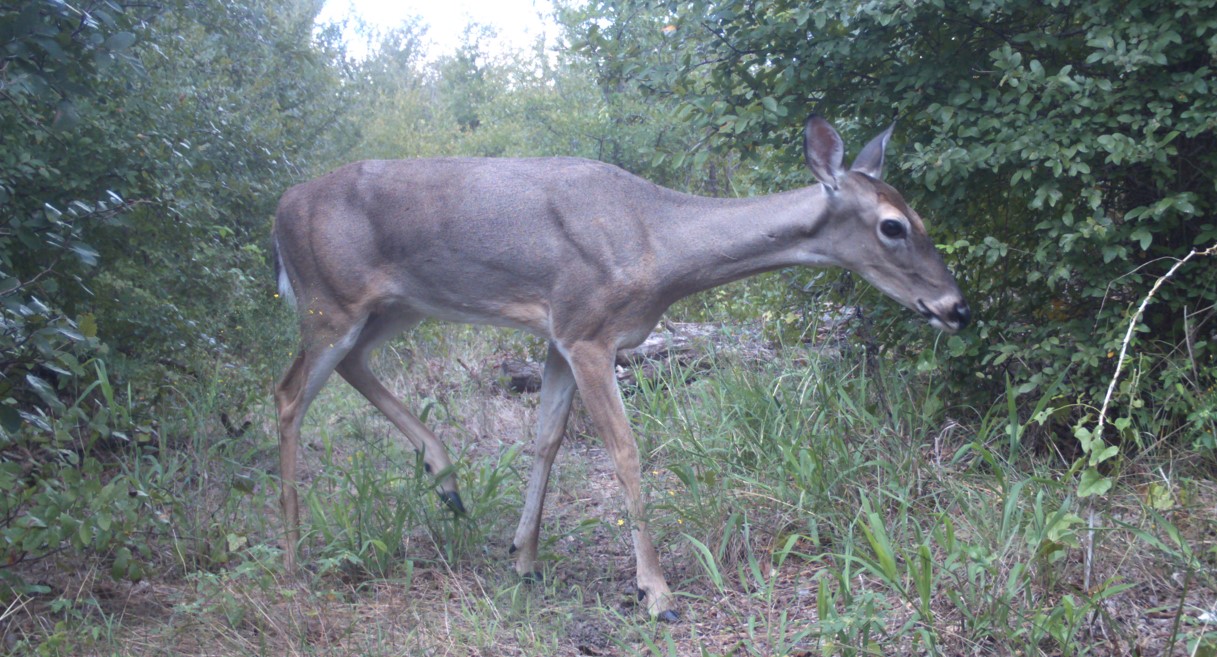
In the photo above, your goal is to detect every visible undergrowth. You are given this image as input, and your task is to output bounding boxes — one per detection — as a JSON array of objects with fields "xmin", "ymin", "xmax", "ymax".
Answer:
[{"xmin": 1, "ymin": 325, "xmax": 1214, "ymax": 656}]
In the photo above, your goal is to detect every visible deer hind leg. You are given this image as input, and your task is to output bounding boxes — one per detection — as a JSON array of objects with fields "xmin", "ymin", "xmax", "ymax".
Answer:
[
  {"xmin": 275, "ymin": 315, "xmax": 368, "ymax": 574},
  {"xmin": 511, "ymin": 341, "xmax": 577, "ymax": 577},
  {"xmin": 334, "ymin": 313, "xmax": 464, "ymax": 511},
  {"xmin": 564, "ymin": 340, "xmax": 677, "ymax": 621}
]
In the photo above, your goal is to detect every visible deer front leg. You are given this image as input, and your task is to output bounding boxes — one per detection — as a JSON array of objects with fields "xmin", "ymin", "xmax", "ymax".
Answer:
[
  {"xmin": 511, "ymin": 342, "xmax": 577, "ymax": 577},
  {"xmin": 565, "ymin": 341, "xmax": 677, "ymax": 621}
]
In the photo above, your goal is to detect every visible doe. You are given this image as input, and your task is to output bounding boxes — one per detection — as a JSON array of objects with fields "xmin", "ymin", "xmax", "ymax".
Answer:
[{"xmin": 272, "ymin": 115, "xmax": 970, "ymax": 620}]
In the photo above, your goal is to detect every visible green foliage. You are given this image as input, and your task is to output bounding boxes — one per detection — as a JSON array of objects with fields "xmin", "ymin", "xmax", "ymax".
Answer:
[
  {"xmin": 0, "ymin": 0, "xmax": 355, "ymax": 598},
  {"xmin": 576, "ymin": 0, "xmax": 1217, "ymax": 450},
  {"xmin": 1, "ymin": 0, "xmax": 142, "ymax": 402},
  {"xmin": 0, "ymin": 361, "xmax": 170, "ymax": 598},
  {"xmin": 90, "ymin": 0, "xmax": 356, "ymax": 385},
  {"xmin": 555, "ymin": 0, "xmax": 748, "ymax": 192},
  {"xmin": 368, "ymin": 22, "xmax": 700, "ymax": 203},
  {"xmin": 630, "ymin": 350, "xmax": 1143, "ymax": 654},
  {"xmin": 304, "ymin": 417, "xmax": 521, "ymax": 580},
  {"xmin": 305, "ymin": 442, "xmax": 432, "ymax": 580},
  {"xmin": 1, "ymin": 0, "xmax": 161, "ymax": 597}
]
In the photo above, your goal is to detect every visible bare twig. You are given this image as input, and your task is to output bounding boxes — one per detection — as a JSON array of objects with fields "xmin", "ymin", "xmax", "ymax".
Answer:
[
  {"xmin": 1094, "ymin": 244, "xmax": 1216, "ymax": 438},
  {"xmin": 1084, "ymin": 242, "xmax": 1217, "ymax": 593}
]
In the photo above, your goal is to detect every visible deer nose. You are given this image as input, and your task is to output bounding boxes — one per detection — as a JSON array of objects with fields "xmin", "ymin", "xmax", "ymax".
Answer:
[{"xmin": 950, "ymin": 301, "xmax": 971, "ymax": 329}]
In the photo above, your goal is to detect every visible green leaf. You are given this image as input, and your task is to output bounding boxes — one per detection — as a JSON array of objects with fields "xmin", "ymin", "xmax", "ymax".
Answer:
[
  {"xmin": 104, "ymin": 32, "xmax": 137, "ymax": 52},
  {"xmin": 1073, "ymin": 424, "xmax": 1093, "ymax": 448},
  {"xmin": 862, "ymin": 511, "xmax": 899, "ymax": 582},
  {"xmin": 947, "ymin": 335, "xmax": 966, "ymax": 357},
  {"xmin": 0, "ymin": 407, "xmax": 22, "ymax": 434},
  {"xmin": 52, "ymin": 99, "xmax": 80, "ymax": 131},
  {"xmin": 226, "ymin": 533, "xmax": 248, "ymax": 552},
  {"xmin": 1130, "ymin": 227, "xmax": 1152, "ymax": 250},
  {"xmin": 69, "ymin": 242, "xmax": 99, "ymax": 266},
  {"xmin": 25, "ymin": 374, "xmax": 64, "ymax": 412},
  {"xmin": 1078, "ymin": 468, "xmax": 1112, "ymax": 497},
  {"xmin": 1090, "ymin": 444, "xmax": 1119, "ymax": 465},
  {"xmin": 683, "ymin": 534, "xmax": 724, "ymax": 589},
  {"xmin": 761, "ymin": 95, "xmax": 778, "ymax": 116},
  {"xmin": 78, "ymin": 313, "xmax": 98, "ymax": 338}
]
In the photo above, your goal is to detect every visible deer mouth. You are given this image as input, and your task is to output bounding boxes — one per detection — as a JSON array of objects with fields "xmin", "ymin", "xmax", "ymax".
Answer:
[{"xmin": 917, "ymin": 299, "xmax": 969, "ymax": 333}]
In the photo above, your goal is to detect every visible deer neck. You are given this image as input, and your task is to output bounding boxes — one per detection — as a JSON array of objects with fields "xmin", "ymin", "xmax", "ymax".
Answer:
[{"xmin": 649, "ymin": 185, "xmax": 836, "ymax": 306}]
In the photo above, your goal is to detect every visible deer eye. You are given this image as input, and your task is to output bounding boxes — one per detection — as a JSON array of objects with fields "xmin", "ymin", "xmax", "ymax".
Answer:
[{"xmin": 879, "ymin": 219, "xmax": 906, "ymax": 240}]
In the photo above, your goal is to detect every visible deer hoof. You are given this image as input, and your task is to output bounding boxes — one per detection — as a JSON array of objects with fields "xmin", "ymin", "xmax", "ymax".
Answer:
[
  {"xmin": 638, "ymin": 587, "xmax": 679, "ymax": 622},
  {"xmin": 521, "ymin": 569, "xmax": 545, "ymax": 583},
  {"xmin": 439, "ymin": 491, "xmax": 466, "ymax": 515}
]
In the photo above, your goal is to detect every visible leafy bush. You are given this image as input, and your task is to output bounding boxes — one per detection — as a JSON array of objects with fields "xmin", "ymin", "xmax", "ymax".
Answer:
[
  {"xmin": 0, "ymin": 0, "xmax": 356, "ymax": 596},
  {"xmin": 0, "ymin": 0, "xmax": 159, "ymax": 596},
  {"xmin": 572, "ymin": 0, "xmax": 1217, "ymax": 449}
]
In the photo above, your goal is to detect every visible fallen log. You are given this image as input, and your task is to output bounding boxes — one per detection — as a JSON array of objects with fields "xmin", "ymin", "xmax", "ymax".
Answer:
[{"xmin": 498, "ymin": 322, "xmax": 773, "ymax": 394}]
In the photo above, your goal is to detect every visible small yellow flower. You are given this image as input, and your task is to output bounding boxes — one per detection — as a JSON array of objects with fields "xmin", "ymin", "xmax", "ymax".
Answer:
[
  {"xmin": 617, "ymin": 519, "xmax": 625, "ymax": 526},
  {"xmin": 274, "ymin": 293, "xmax": 280, "ymax": 298}
]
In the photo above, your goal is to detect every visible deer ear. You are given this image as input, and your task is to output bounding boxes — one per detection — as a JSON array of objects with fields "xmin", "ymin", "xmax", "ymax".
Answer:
[
  {"xmin": 849, "ymin": 122, "xmax": 894, "ymax": 179},
  {"xmin": 804, "ymin": 115, "xmax": 845, "ymax": 191}
]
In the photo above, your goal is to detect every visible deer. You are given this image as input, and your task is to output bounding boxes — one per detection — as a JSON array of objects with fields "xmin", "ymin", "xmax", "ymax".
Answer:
[{"xmin": 272, "ymin": 115, "xmax": 970, "ymax": 621}]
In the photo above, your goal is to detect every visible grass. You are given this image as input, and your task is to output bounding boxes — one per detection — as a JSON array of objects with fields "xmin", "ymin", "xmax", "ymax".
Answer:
[{"xmin": 3, "ymin": 323, "xmax": 1216, "ymax": 656}]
